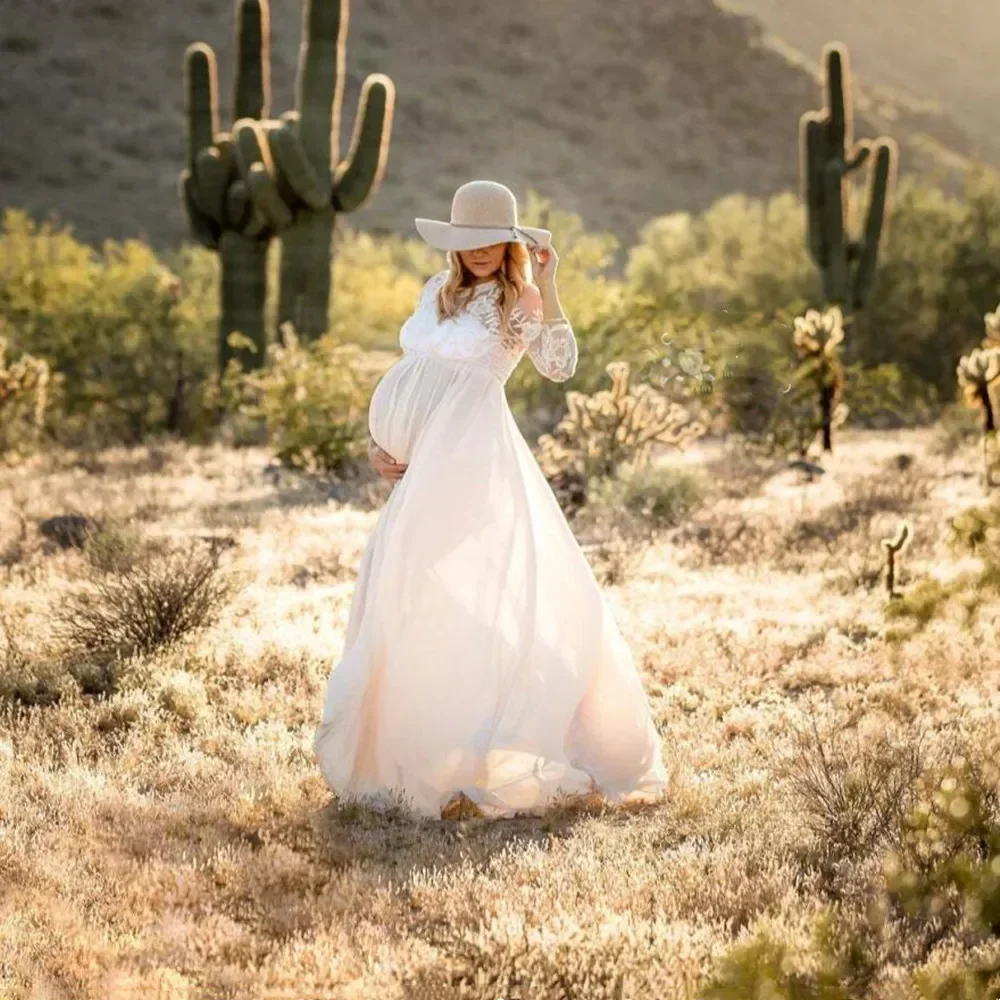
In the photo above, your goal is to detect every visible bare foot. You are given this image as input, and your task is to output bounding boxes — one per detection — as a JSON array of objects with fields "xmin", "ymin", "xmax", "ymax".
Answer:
[{"xmin": 440, "ymin": 791, "xmax": 483, "ymax": 821}]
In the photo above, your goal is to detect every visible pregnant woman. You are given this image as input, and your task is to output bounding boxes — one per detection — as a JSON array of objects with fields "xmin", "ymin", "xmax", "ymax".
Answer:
[{"xmin": 314, "ymin": 180, "xmax": 667, "ymax": 819}]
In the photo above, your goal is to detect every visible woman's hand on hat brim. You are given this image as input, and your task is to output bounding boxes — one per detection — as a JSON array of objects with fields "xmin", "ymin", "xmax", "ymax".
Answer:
[{"xmin": 529, "ymin": 243, "xmax": 558, "ymax": 288}]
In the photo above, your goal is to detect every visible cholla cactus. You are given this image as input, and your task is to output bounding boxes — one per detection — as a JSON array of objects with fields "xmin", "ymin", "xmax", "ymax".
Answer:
[
  {"xmin": 957, "ymin": 342, "xmax": 1000, "ymax": 487},
  {"xmin": 984, "ymin": 305, "xmax": 1000, "ymax": 349},
  {"xmin": 958, "ymin": 348, "xmax": 1000, "ymax": 434},
  {"xmin": 536, "ymin": 360, "xmax": 705, "ymax": 512},
  {"xmin": 792, "ymin": 305, "xmax": 848, "ymax": 453},
  {"xmin": 0, "ymin": 334, "xmax": 51, "ymax": 459},
  {"xmin": 881, "ymin": 521, "xmax": 912, "ymax": 599}
]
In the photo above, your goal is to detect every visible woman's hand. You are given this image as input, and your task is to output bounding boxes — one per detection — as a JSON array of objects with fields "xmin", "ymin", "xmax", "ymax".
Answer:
[
  {"xmin": 529, "ymin": 243, "xmax": 559, "ymax": 289},
  {"xmin": 368, "ymin": 435, "xmax": 407, "ymax": 482}
]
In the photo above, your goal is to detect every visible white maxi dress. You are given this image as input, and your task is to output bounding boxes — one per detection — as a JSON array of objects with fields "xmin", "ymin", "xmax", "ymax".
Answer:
[{"xmin": 313, "ymin": 270, "xmax": 667, "ymax": 818}]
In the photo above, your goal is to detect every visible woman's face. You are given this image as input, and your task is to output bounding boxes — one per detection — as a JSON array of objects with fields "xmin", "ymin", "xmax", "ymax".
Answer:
[{"xmin": 458, "ymin": 242, "xmax": 507, "ymax": 280}]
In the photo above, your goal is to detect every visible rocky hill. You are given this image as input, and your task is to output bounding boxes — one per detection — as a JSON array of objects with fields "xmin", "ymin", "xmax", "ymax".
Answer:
[
  {"xmin": 725, "ymin": 0, "xmax": 1000, "ymax": 165},
  {"xmin": 0, "ymin": 0, "xmax": 978, "ymax": 251}
]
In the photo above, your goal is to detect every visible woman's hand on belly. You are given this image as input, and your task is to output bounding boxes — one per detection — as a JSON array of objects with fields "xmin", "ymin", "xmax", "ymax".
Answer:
[{"xmin": 368, "ymin": 434, "xmax": 408, "ymax": 482}]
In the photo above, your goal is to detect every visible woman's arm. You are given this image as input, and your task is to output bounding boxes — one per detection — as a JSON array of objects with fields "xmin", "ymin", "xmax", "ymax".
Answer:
[{"xmin": 516, "ymin": 286, "xmax": 578, "ymax": 382}]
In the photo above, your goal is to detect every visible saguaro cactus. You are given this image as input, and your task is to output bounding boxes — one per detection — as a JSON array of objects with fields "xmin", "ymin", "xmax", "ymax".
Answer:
[
  {"xmin": 181, "ymin": 0, "xmax": 395, "ymax": 371},
  {"xmin": 181, "ymin": 0, "xmax": 275, "ymax": 372},
  {"xmin": 237, "ymin": 0, "xmax": 395, "ymax": 342},
  {"xmin": 799, "ymin": 44, "xmax": 898, "ymax": 320}
]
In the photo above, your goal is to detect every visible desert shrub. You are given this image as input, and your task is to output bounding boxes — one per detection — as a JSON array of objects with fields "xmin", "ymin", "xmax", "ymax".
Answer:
[
  {"xmin": 883, "ymin": 753, "xmax": 1000, "ymax": 970},
  {"xmin": 930, "ymin": 401, "xmax": 984, "ymax": 455},
  {"xmin": 0, "ymin": 611, "xmax": 73, "ymax": 707},
  {"xmin": 787, "ymin": 462, "xmax": 927, "ymax": 554},
  {"xmin": 627, "ymin": 172, "xmax": 1000, "ymax": 413},
  {"xmin": 843, "ymin": 362, "xmax": 940, "ymax": 430},
  {"xmin": 853, "ymin": 170, "xmax": 1000, "ymax": 400},
  {"xmin": 323, "ymin": 227, "xmax": 442, "ymax": 349},
  {"xmin": 700, "ymin": 910, "xmax": 876, "ymax": 1000},
  {"xmin": 54, "ymin": 539, "xmax": 235, "ymax": 666},
  {"xmin": 779, "ymin": 720, "xmax": 924, "ymax": 896},
  {"xmin": 0, "ymin": 210, "xmax": 218, "ymax": 445},
  {"xmin": 588, "ymin": 461, "xmax": 706, "ymax": 528},
  {"xmin": 570, "ymin": 465, "xmax": 704, "ymax": 586},
  {"xmin": 83, "ymin": 518, "xmax": 166, "ymax": 575},
  {"xmin": 228, "ymin": 325, "xmax": 387, "ymax": 477},
  {"xmin": 626, "ymin": 192, "xmax": 814, "ymax": 323},
  {"xmin": 8, "ymin": 168, "xmax": 1000, "ymax": 455}
]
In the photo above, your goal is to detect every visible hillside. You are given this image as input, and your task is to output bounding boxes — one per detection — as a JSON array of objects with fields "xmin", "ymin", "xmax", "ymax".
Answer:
[
  {"xmin": 725, "ymin": 0, "xmax": 1000, "ymax": 166},
  {"xmin": 0, "ymin": 0, "xmax": 977, "ymax": 251}
]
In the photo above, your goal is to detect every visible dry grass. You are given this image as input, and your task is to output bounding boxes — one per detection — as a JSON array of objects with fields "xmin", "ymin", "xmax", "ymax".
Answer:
[
  {"xmin": 0, "ymin": 0, "xmax": 974, "ymax": 252},
  {"xmin": 0, "ymin": 427, "xmax": 999, "ymax": 998}
]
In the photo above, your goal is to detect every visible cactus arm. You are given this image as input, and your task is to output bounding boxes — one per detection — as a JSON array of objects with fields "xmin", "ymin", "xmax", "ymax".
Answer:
[
  {"xmin": 845, "ymin": 143, "xmax": 871, "ymax": 173},
  {"xmin": 801, "ymin": 113, "xmax": 828, "ymax": 266},
  {"xmin": 270, "ymin": 124, "xmax": 329, "ymax": 210},
  {"xmin": 185, "ymin": 44, "xmax": 219, "ymax": 174},
  {"xmin": 853, "ymin": 140, "xmax": 897, "ymax": 309},
  {"xmin": 226, "ymin": 181, "xmax": 255, "ymax": 233},
  {"xmin": 296, "ymin": 0, "xmax": 345, "ymax": 174},
  {"xmin": 234, "ymin": 0, "xmax": 271, "ymax": 121},
  {"xmin": 193, "ymin": 148, "xmax": 228, "ymax": 224},
  {"xmin": 234, "ymin": 119, "xmax": 274, "ymax": 178},
  {"xmin": 248, "ymin": 164, "xmax": 294, "ymax": 230},
  {"xmin": 233, "ymin": 117, "xmax": 291, "ymax": 234},
  {"xmin": 825, "ymin": 44, "xmax": 849, "ymax": 152},
  {"xmin": 333, "ymin": 73, "xmax": 396, "ymax": 212},
  {"xmin": 180, "ymin": 169, "xmax": 220, "ymax": 249}
]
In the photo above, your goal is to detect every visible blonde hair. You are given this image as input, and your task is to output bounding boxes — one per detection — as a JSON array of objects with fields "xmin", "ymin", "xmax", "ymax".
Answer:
[{"xmin": 436, "ymin": 242, "xmax": 531, "ymax": 341}]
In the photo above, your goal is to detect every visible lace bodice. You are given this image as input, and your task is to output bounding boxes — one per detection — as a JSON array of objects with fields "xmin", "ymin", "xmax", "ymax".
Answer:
[{"xmin": 398, "ymin": 271, "xmax": 578, "ymax": 384}]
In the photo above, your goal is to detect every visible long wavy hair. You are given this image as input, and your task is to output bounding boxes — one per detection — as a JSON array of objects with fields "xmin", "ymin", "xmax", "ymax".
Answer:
[{"xmin": 435, "ymin": 242, "xmax": 531, "ymax": 340}]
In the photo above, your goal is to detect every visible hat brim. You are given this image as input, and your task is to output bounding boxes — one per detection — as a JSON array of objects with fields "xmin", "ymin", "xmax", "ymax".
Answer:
[{"xmin": 414, "ymin": 218, "xmax": 552, "ymax": 252}]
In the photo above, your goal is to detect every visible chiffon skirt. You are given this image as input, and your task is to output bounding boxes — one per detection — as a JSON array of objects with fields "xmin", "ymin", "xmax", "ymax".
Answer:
[{"xmin": 313, "ymin": 352, "xmax": 667, "ymax": 818}]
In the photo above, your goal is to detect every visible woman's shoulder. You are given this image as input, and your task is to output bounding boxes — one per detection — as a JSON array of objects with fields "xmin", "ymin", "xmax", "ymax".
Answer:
[{"xmin": 414, "ymin": 270, "xmax": 449, "ymax": 311}]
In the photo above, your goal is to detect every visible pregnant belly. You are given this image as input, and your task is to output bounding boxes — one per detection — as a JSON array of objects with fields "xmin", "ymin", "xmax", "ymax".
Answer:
[{"xmin": 368, "ymin": 354, "xmax": 467, "ymax": 464}]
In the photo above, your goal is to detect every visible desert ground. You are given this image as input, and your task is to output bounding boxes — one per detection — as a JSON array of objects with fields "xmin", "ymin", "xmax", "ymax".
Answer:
[{"xmin": 0, "ymin": 425, "xmax": 998, "ymax": 998}]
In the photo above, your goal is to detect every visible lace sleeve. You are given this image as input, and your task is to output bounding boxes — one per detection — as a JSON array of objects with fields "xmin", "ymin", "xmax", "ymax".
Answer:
[{"xmin": 510, "ymin": 294, "xmax": 579, "ymax": 382}]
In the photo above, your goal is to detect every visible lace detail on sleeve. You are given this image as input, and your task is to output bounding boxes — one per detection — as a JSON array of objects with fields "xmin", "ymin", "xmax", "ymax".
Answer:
[{"xmin": 510, "ymin": 298, "xmax": 579, "ymax": 382}]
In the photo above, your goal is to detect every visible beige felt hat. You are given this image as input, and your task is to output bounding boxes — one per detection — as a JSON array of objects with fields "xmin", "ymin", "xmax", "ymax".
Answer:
[{"xmin": 415, "ymin": 180, "xmax": 552, "ymax": 251}]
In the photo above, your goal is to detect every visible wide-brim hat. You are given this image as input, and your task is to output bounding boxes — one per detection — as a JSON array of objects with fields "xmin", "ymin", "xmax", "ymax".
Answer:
[{"xmin": 415, "ymin": 180, "xmax": 552, "ymax": 251}]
